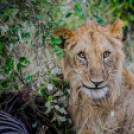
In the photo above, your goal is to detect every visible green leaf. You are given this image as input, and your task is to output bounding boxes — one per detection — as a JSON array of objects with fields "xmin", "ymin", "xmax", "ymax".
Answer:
[
  {"xmin": 64, "ymin": 50, "xmax": 72, "ymax": 56},
  {"xmin": 17, "ymin": 63, "xmax": 25, "ymax": 71},
  {"xmin": 12, "ymin": 27, "xmax": 18, "ymax": 33},
  {"xmin": 39, "ymin": 92, "xmax": 44, "ymax": 96},
  {"xmin": 25, "ymin": 59, "xmax": 30, "ymax": 64},
  {"xmin": 25, "ymin": 32, "xmax": 31, "ymax": 38},
  {"xmin": 6, "ymin": 9, "xmax": 13, "ymax": 15},
  {"xmin": 6, "ymin": 57, "xmax": 14, "ymax": 65},
  {"xmin": 0, "ymin": 8, "xmax": 13, "ymax": 19},
  {"xmin": 53, "ymin": 23, "xmax": 58, "ymax": 28},
  {"xmin": 36, "ymin": 14, "xmax": 43, "ymax": 20},
  {"xmin": 55, "ymin": 7, "xmax": 59, "ymax": 13},
  {"xmin": 51, "ymin": 37, "xmax": 62, "ymax": 45},
  {"xmin": 54, "ymin": 46, "xmax": 61, "ymax": 51},
  {"xmin": 19, "ymin": 57, "xmax": 26, "ymax": 63},
  {"xmin": 66, "ymin": 13, "xmax": 72, "ymax": 18},
  {"xmin": 17, "ymin": 63, "xmax": 22, "ymax": 71},
  {"xmin": 19, "ymin": 84, "xmax": 24, "ymax": 89},
  {"xmin": 48, "ymin": 96, "xmax": 53, "ymax": 102},
  {"xmin": 74, "ymin": 5, "xmax": 82, "ymax": 13},
  {"xmin": 38, "ymin": 85, "xmax": 47, "ymax": 90},
  {"xmin": 19, "ymin": 57, "xmax": 30, "ymax": 64},
  {"xmin": 21, "ymin": 33, "xmax": 25, "ymax": 38},
  {"xmin": 4, "ymin": 58, "xmax": 14, "ymax": 74},
  {"xmin": 0, "ymin": 44, "xmax": 3, "ymax": 51},
  {"xmin": 43, "ymin": 33, "xmax": 49, "ymax": 40},
  {"xmin": 93, "ymin": 15, "xmax": 105, "ymax": 24},
  {"xmin": 25, "ymin": 76, "xmax": 32, "ymax": 82},
  {"xmin": 56, "ymin": 51, "xmax": 63, "ymax": 57},
  {"xmin": 21, "ymin": 33, "xmax": 31, "ymax": 38},
  {"xmin": 1, "ymin": 80, "xmax": 10, "ymax": 88}
]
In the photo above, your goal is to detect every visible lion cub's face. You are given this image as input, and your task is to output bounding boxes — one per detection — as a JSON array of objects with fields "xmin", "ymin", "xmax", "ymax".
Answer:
[
  {"xmin": 54, "ymin": 19, "xmax": 124, "ymax": 99},
  {"xmin": 71, "ymin": 32, "xmax": 116, "ymax": 99}
]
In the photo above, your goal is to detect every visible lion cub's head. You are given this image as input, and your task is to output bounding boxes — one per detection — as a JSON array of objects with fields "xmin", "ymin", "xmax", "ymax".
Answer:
[{"xmin": 54, "ymin": 19, "xmax": 125, "ymax": 99}]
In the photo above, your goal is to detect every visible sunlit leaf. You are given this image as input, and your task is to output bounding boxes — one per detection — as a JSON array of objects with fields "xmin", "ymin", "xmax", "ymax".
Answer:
[
  {"xmin": 55, "ymin": 7, "xmax": 59, "ymax": 13},
  {"xmin": 19, "ymin": 84, "xmax": 24, "ymax": 89},
  {"xmin": 38, "ymin": 85, "xmax": 47, "ymax": 90},
  {"xmin": 54, "ymin": 46, "xmax": 61, "ymax": 51},
  {"xmin": 56, "ymin": 51, "xmax": 63, "ymax": 57},
  {"xmin": 74, "ymin": 5, "xmax": 82, "ymax": 13},
  {"xmin": 48, "ymin": 96, "xmax": 53, "ymax": 102},
  {"xmin": 25, "ymin": 76, "xmax": 32, "ymax": 82},
  {"xmin": 51, "ymin": 37, "xmax": 62, "ymax": 45}
]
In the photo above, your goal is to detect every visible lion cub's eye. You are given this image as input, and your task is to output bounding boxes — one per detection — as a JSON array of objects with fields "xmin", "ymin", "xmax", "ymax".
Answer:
[
  {"xmin": 78, "ymin": 52, "xmax": 86, "ymax": 59},
  {"xmin": 103, "ymin": 51, "xmax": 111, "ymax": 58}
]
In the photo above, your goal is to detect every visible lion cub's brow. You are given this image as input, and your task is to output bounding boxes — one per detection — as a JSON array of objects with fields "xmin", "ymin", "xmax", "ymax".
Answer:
[
  {"xmin": 74, "ymin": 35, "xmax": 114, "ymax": 57},
  {"xmin": 75, "ymin": 41, "xmax": 108, "ymax": 56}
]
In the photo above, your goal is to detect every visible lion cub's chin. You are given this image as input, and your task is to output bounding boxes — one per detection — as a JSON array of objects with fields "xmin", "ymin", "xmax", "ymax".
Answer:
[{"xmin": 83, "ymin": 87, "xmax": 108, "ymax": 99}]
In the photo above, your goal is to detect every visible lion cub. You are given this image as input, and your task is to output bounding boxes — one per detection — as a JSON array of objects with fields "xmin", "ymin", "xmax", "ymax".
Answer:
[{"xmin": 54, "ymin": 19, "xmax": 134, "ymax": 134}]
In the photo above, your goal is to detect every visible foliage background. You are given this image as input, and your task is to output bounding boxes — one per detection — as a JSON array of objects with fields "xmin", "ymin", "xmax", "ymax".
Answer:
[{"xmin": 0, "ymin": 0, "xmax": 134, "ymax": 133}]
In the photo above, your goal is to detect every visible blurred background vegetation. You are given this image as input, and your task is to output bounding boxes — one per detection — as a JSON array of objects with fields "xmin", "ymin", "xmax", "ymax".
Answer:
[{"xmin": 0, "ymin": 0, "xmax": 134, "ymax": 133}]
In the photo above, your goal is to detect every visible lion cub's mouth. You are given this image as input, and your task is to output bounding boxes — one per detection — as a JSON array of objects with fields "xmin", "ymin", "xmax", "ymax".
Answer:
[
  {"xmin": 83, "ymin": 84, "xmax": 108, "ymax": 99},
  {"xmin": 83, "ymin": 84, "xmax": 107, "ymax": 90}
]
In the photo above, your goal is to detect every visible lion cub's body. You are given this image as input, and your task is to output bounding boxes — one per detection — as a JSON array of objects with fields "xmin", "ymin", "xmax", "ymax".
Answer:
[
  {"xmin": 55, "ymin": 19, "xmax": 134, "ymax": 134},
  {"xmin": 69, "ymin": 67, "xmax": 134, "ymax": 134}
]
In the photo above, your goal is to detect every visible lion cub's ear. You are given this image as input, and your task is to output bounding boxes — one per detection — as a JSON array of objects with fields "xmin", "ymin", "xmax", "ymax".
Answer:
[
  {"xmin": 54, "ymin": 28, "xmax": 75, "ymax": 48},
  {"xmin": 108, "ymin": 19, "xmax": 125, "ymax": 40}
]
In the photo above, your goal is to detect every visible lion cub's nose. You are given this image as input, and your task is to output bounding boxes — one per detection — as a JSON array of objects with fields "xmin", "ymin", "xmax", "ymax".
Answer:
[{"xmin": 90, "ymin": 79, "xmax": 103, "ymax": 86}]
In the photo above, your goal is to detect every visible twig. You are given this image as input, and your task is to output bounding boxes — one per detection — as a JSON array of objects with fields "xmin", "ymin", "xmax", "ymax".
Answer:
[
  {"xmin": 81, "ymin": 0, "xmax": 89, "ymax": 19},
  {"xmin": 27, "ymin": 0, "xmax": 39, "ymax": 28},
  {"xmin": 12, "ymin": 48, "xmax": 19, "ymax": 58}
]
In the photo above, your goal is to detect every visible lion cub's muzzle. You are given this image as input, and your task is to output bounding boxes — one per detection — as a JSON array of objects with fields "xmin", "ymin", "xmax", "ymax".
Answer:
[
  {"xmin": 82, "ymin": 75, "xmax": 108, "ymax": 90},
  {"xmin": 82, "ymin": 76, "xmax": 108, "ymax": 99},
  {"xmin": 90, "ymin": 78, "xmax": 103, "ymax": 87}
]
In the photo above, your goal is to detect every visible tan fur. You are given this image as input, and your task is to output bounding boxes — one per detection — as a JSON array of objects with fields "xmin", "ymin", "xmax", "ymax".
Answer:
[{"xmin": 54, "ymin": 19, "xmax": 134, "ymax": 134}]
